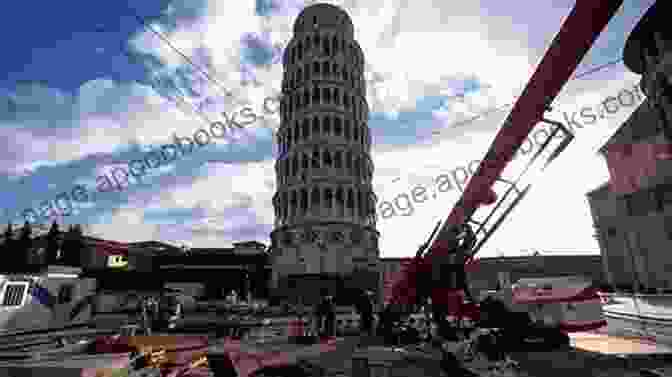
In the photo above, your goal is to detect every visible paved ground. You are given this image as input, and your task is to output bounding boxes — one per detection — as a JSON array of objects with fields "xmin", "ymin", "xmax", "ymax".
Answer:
[
  {"xmin": 570, "ymin": 331, "xmax": 672, "ymax": 354},
  {"xmin": 601, "ymin": 295, "xmax": 672, "ymax": 346},
  {"xmin": 292, "ymin": 336, "xmax": 360, "ymax": 376},
  {"xmin": 508, "ymin": 346, "xmax": 672, "ymax": 377},
  {"xmin": 1, "ymin": 327, "xmax": 670, "ymax": 377},
  {"xmin": 602, "ymin": 315, "xmax": 672, "ymax": 346},
  {"xmin": 76, "ymin": 299, "xmax": 672, "ymax": 376},
  {"xmin": 317, "ymin": 334, "xmax": 672, "ymax": 377}
]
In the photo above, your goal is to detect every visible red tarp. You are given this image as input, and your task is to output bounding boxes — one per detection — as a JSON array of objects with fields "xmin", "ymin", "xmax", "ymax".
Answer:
[{"xmin": 216, "ymin": 337, "xmax": 339, "ymax": 377}]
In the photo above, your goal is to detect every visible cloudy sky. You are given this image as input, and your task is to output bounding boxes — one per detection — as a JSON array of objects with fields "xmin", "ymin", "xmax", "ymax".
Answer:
[{"xmin": 0, "ymin": 0, "xmax": 655, "ymax": 257}]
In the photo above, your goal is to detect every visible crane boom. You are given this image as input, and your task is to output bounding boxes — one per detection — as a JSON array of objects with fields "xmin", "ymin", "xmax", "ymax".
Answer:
[
  {"xmin": 436, "ymin": 0, "xmax": 623, "ymax": 248},
  {"xmin": 388, "ymin": 0, "xmax": 624, "ymax": 308}
]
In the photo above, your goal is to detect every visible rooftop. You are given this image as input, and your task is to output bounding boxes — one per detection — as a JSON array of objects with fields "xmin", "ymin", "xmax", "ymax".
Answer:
[{"xmin": 586, "ymin": 182, "xmax": 611, "ymax": 198}]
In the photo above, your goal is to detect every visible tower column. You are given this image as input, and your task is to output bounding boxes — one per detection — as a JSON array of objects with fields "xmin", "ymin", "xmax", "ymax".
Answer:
[{"xmin": 331, "ymin": 185, "xmax": 337, "ymax": 218}]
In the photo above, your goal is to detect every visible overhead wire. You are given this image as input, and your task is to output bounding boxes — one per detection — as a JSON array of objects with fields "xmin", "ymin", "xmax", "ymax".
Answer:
[
  {"xmin": 127, "ymin": 6, "xmax": 295, "ymax": 159},
  {"xmin": 125, "ymin": 3, "xmax": 235, "ymax": 100},
  {"xmin": 15, "ymin": 21, "xmax": 249, "ymax": 225},
  {"xmin": 100, "ymin": 21, "xmax": 267, "ymax": 149},
  {"xmin": 10, "ymin": 7, "xmax": 631, "ymax": 220},
  {"xmin": 127, "ymin": 3, "xmax": 628, "ymax": 138},
  {"xmin": 434, "ymin": 57, "xmax": 626, "ymax": 135},
  {"xmin": 95, "ymin": 28, "xmax": 221, "ymax": 132},
  {"xmin": 126, "ymin": 3, "xmax": 632, "ymax": 167},
  {"xmin": 126, "ymin": 5, "xmax": 335, "ymax": 165},
  {"xmin": 63, "ymin": 11, "xmax": 632, "ymax": 201}
]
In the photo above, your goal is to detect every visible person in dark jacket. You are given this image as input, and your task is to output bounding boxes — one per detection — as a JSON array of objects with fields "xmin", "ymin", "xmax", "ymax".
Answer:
[
  {"xmin": 313, "ymin": 298, "xmax": 324, "ymax": 336},
  {"xmin": 314, "ymin": 289, "xmax": 335, "ymax": 337},
  {"xmin": 323, "ymin": 294, "xmax": 336, "ymax": 337},
  {"xmin": 139, "ymin": 296, "xmax": 154, "ymax": 335},
  {"xmin": 433, "ymin": 224, "xmax": 477, "ymax": 334},
  {"xmin": 356, "ymin": 290, "xmax": 374, "ymax": 336}
]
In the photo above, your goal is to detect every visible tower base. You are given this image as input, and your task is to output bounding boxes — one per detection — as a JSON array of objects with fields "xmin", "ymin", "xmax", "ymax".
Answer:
[{"xmin": 271, "ymin": 270, "xmax": 380, "ymax": 307}]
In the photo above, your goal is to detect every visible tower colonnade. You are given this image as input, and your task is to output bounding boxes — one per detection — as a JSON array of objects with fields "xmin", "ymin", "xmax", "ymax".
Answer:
[{"xmin": 269, "ymin": 3, "xmax": 380, "ymax": 304}]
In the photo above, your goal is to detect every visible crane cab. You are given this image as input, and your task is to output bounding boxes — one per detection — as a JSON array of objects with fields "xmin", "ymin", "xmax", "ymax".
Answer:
[{"xmin": 482, "ymin": 275, "xmax": 607, "ymax": 332}]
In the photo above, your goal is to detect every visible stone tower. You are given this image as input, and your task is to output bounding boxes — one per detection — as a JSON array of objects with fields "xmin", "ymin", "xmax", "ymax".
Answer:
[{"xmin": 269, "ymin": 3, "xmax": 379, "ymax": 304}]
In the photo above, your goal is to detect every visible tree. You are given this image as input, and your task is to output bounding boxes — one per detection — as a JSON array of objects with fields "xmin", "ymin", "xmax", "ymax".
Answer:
[
  {"xmin": 3, "ymin": 223, "xmax": 13, "ymax": 250},
  {"xmin": 17, "ymin": 221, "xmax": 32, "ymax": 270},
  {"xmin": 60, "ymin": 225, "xmax": 72, "ymax": 265},
  {"xmin": 3, "ymin": 224, "xmax": 14, "ymax": 271},
  {"xmin": 62, "ymin": 224, "xmax": 85, "ymax": 267},
  {"xmin": 45, "ymin": 221, "xmax": 60, "ymax": 265}
]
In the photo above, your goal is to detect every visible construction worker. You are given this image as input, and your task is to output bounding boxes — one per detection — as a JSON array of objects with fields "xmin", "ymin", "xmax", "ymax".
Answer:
[
  {"xmin": 314, "ymin": 289, "xmax": 335, "ymax": 337},
  {"xmin": 227, "ymin": 290, "xmax": 238, "ymax": 305},
  {"xmin": 161, "ymin": 294, "xmax": 182, "ymax": 329},
  {"xmin": 422, "ymin": 297, "xmax": 433, "ymax": 323},
  {"xmin": 324, "ymin": 293, "xmax": 336, "ymax": 337},
  {"xmin": 432, "ymin": 224, "xmax": 476, "ymax": 338},
  {"xmin": 313, "ymin": 292, "xmax": 324, "ymax": 336},
  {"xmin": 355, "ymin": 290, "xmax": 375, "ymax": 336},
  {"xmin": 452, "ymin": 225, "xmax": 476, "ymax": 329},
  {"xmin": 377, "ymin": 304, "xmax": 397, "ymax": 344},
  {"xmin": 140, "ymin": 296, "xmax": 152, "ymax": 335}
]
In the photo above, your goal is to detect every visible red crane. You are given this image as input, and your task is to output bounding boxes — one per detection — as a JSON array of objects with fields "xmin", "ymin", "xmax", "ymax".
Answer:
[{"xmin": 387, "ymin": 0, "xmax": 624, "ymax": 320}]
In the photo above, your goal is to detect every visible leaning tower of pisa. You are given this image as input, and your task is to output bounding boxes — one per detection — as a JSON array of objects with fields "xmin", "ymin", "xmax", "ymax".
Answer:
[{"xmin": 269, "ymin": 3, "xmax": 379, "ymax": 304}]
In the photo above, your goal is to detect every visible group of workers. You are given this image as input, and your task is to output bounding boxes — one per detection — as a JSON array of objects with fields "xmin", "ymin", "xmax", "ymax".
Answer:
[
  {"xmin": 309, "ymin": 288, "xmax": 376, "ymax": 337},
  {"xmin": 138, "ymin": 295, "xmax": 182, "ymax": 334},
  {"xmin": 140, "ymin": 296, "xmax": 160, "ymax": 335},
  {"xmin": 310, "ymin": 224, "xmax": 475, "ymax": 341},
  {"xmin": 375, "ymin": 223, "xmax": 479, "ymax": 344},
  {"xmin": 130, "ymin": 224, "xmax": 477, "ymax": 342}
]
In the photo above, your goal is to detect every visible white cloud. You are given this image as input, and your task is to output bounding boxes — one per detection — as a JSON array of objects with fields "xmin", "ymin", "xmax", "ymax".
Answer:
[
  {"xmin": 6, "ymin": 0, "xmax": 644, "ymax": 258},
  {"xmin": 0, "ymin": 79, "xmax": 211, "ymax": 175},
  {"xmin": 89, "ymin": 206, "xmax": 161, "ymax": 242},
  {"xmin": 349, "ymin": 0, "xmax": 533, "ymax": 116},
  {"xmin": 371, "ymin": 70, "xmax": 644, "ymax": 258},
  {"xmin": 88, "ymin": 158, "xmax": 276, "ymax": 246}
]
